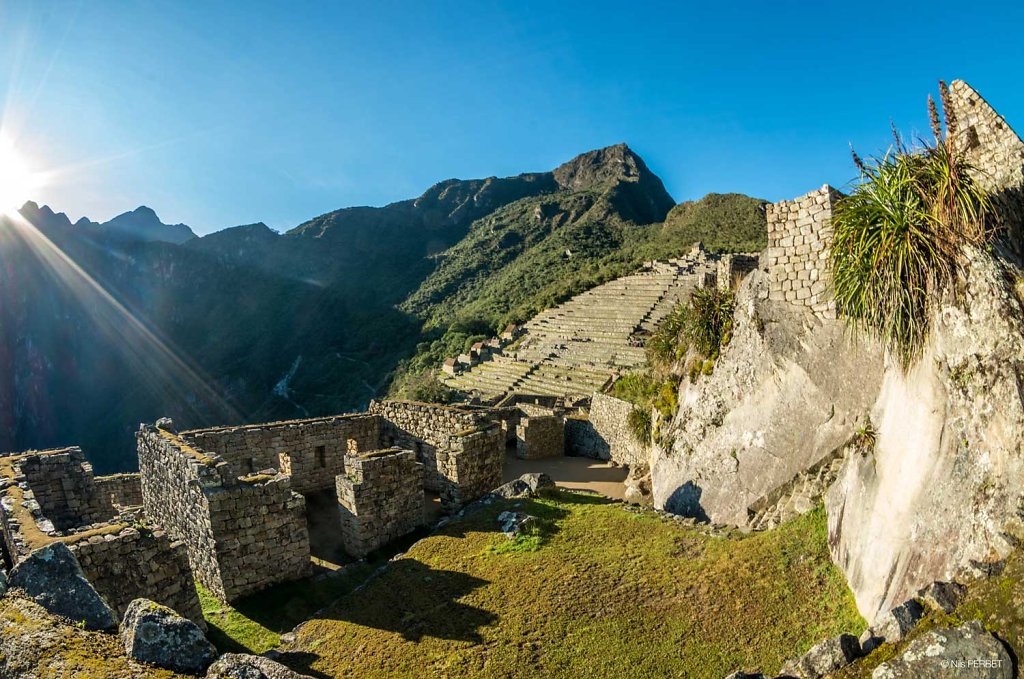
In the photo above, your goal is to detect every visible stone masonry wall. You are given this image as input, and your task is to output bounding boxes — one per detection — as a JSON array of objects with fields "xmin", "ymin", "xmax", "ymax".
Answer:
[
  {"xmin": 336, "ymin": 448, "xmax": 425, "ymax": 558},
  {"xmin": 587, "ymin": 392, "xmax": 648, "ymax": 467},
  {"xmin": 447, "ymin": 426, "xmax": 505, "ymax": 510},
  {"xmin": 515, "ymin": 415, "xmax": 565, "ymax": 460},
  {"xmin": 69, "ymin": 524, "xmax": 203, "ymax": 625},
  {"xmin": 183, "ymin": 414, "xmax": 382, "ymax": 495},
  {"xmin": 369, "ymin": 400, "xmax": 496, "ymax": 496},
  {"xmin": 564, "ymin": 415, "xmax": 607, "ymax": 460},
  {"xmin": 0, "ymin": 449, "xmax": 203, "ymax": 625},
  {"xmin": 716, "ymin": 253, "xmax": 761, "ymax": 292},
  {"xmin": 137, "ymin": 425, "xmax": 311, "ymax": 602},
  {"xmin": 17, "ymin": 448, "xmax": 110, "ymax": 531},
  {"xmin": 948, "ymin": 79, "xmax": 1024, "ymax": 194},
  {"xmin": 94, "ymin": 473, "xmax": 143, "ymax": 508},
  {"xmin": 765, "ymin": 185, "xmax": 842, "ymax": 318}
]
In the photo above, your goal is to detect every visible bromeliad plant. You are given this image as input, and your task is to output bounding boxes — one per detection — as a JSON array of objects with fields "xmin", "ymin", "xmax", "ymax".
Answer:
[{"xmin": 830, "ymin": 81, "xmax": 993, "ymax": 369}]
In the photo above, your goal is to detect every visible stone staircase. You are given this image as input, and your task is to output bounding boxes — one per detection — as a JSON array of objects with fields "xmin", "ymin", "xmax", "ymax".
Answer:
[{"xmin": 443, "ymin": 253, "xmax": 716, "ymax": 401}]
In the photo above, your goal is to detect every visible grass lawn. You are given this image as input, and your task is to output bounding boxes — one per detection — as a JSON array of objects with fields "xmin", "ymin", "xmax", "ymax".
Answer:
[{"xmin": 277, "ymin": 491, "xmax": 864, "ymax": 678}]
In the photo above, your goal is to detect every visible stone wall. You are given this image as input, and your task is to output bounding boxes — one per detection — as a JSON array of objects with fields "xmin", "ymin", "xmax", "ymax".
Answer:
[
  {"xmin": 69, "ymin": 524, "xmax": 203, "ymax": 625},
  {"xmin": 716, "ymin": 253, "xmax": 761, "ymax": 292},
  {"xmin": 137, "ymin": 425, "xmax": 311, "ymax": 602},
  {"xmin": 336, "ymin": 449, "xmax": 425, "ymax": 558},
  {"xmin": 16, "ymin": 448, "xmax": 110, "ymax": 531},
  {"xmin": 948, "ymin": 79, "xmax": 1024, "ymax": 194},
  {"xmin": 564, "ymin": 415, "xmax": 607, "ymax": 459},
  {"xmin": 94, "ymin": 473, "xmax": 143, "ymax": 509},
  {"xmin": 0, "ymin": 448, "xmax": 203, "ymax": 625},
  {"xmin": 515, "ymin": 415, "xmax": 564, "ymax": 459},
  {"xmin": 183, "ymin": 414, "xmax": 381, "ymax": 495},
  {"xmin": 765, "ymin": 185, "xmax": 842, "ymax": 318},
  {"xmin": 369, "ymin": 400, "xmax": 504, "ymax": 510},
  {"xmin": 584, "ymin": 393, "xmax": 648, "ymax": 467}
]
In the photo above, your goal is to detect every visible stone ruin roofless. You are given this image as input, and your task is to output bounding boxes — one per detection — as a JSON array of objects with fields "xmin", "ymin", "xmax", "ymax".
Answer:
[
  {"xmin": 135, "ymin": 399, "xmax": 508, "ymax": 601},
  {"xmin": 0, "ymin": 446, "xmax": 204, "ymax": 625}
]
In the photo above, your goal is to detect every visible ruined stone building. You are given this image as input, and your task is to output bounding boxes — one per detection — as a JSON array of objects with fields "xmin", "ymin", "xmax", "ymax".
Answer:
[
  {"xmin": 0, "ymin": 447, "xmax": 203, "ymax": 624},
  {"xmin": 133, "ymin": 399, "xmax": 507, "ymax": 602}
]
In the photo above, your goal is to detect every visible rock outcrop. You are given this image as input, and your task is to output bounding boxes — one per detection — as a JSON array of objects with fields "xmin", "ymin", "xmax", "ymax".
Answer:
[
  {"xmin": 0, "ymin": 593, "xmax": 184, "ymax": 678},
  {"xmin": 651, "ymin": 265, "xmax": 884, "ymax": 526},
  {"xmin": 827, "ymin": 248, "xmax": 1024, "ymax": 619},
  {"xmin": 872, "ymin": 620, "xmax": 1012, "ymax": 678},
  {"xmin": 9, "ymin": 542, "xmax": 117, "ymax": 630},
  {"xmin": 120, "ymin": 598, "xmax": 217, "ymax": 674}
]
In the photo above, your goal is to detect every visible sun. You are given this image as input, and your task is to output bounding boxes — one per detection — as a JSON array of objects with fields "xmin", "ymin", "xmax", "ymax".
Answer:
[{"xmin": 0, "ymin": 135, "xmax": 43, "ymax": 216}]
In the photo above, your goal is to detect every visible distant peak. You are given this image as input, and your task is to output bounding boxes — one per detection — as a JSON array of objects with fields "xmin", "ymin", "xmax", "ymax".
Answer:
[{"xmin": 552, "ymin": 143, "xmax": 647, "ymax": 192}]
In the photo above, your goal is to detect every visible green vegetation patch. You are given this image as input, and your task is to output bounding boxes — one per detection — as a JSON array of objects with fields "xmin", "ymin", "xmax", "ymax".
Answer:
[
  {"xmin": 282, "ymin": 493, "xmax": 863, "ymax": 678},
  {"xmin": 198, "ymin": 564, "xmax": 373, "ymax": 654}
]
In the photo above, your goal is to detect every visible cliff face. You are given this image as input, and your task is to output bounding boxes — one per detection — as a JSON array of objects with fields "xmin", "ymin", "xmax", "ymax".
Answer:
[{"xmin": 828, "ymin": 247, "xmax": 1024, "ymax": 620}]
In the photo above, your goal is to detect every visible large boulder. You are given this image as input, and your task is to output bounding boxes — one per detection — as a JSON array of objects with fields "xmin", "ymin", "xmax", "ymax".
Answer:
[
  {"xmin": 9, "ymin": 542, "xmax": 116, "ymax": 630},
  {"xmin": 651, "ymin": 268, "xmax": 884, "ymax": 527},
  {"xmin": 120, "ymin": 598, "xmax": 217, "ymax": 674},
  {"xmin": 206, "ymin": 653, "xmax": 315, "ymax": 678},
  {"xmin": 490, "ymin": 473, "xmax": 556, "ymax": 499},
  {"xmin": 828, "ymin": 249, "xmax": 1024, "ymax": 620},
  {"xmin": 872, "ymin": 620, "xmax": 1012, "ymax": 678}
]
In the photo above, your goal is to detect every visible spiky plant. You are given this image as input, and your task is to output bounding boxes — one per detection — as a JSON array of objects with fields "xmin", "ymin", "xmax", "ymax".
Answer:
[{"xmin": 830, "ymin": 81, "xmax": 992, "ymax": 369}]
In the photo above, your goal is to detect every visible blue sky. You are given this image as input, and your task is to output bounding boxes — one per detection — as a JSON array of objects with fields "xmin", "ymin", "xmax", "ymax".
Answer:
[{"xmin": 1, "ymin": 1, "xmax": 1022, "ymax": 235}]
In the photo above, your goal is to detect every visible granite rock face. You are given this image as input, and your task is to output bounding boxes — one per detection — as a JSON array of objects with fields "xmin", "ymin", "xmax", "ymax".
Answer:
[
  {"xmin": 651, "ymin": 266, "xmax": 884, "ymax": 527},
  {"xmin": 9, "ymin": 542, "xmax": 117, "ymax": 630},
  {"xmin": 120, "ymin": 598, "xmax": 217, "ymax": 674},
  {"xmin": 828, "ymin": 249, "xmax": 1024, "ymax": 620},
  {"xmin": 206, "ymin": 653, "xmax": 315, "ymax": 678},
  {"xmin": 872, "ymin": 621, "xmax": 1012, "ymax": 678}
]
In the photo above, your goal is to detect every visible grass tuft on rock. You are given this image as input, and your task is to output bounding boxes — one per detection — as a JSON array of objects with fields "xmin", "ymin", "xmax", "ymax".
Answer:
[{"xmin": 830, "ymin": 82, "xmax": 993, "ymax": 369}]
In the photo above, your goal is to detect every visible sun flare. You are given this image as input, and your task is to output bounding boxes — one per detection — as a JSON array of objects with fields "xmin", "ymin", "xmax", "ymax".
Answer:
[{"xmin": 0, "ymin": 135, "xmax": 43, "ymax": 216}]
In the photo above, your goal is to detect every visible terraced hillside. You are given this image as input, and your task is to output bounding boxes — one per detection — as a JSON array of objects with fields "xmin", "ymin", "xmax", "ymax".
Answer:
[{"xmin": 442, "ymin": 253, "xmax": 718, "ymax": 400}]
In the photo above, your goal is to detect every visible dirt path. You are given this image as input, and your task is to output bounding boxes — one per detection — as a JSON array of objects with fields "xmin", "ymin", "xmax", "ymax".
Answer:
[{"xmin": 502, "ymin": 450, "xmax": 627, "ymax": 499}]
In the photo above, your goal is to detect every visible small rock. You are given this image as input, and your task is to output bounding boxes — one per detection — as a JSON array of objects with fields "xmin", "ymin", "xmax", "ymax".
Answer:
[
  {"xmin": 0, "ymin": 570, "xmax": 8, "ymax": 598},
  {"xmin": 724, "ymin": 672, "xmax": 765, "ymax": 679},
  {"xmin": 872, "ymin": 620, "xmax": 1011, "ymax": 678},
  {"xmin": 9, "ymin": 542, "xmax": 116, "ymax": 630},
  {"xmin": 496, "ymin": 511, "xmax": 537, "ymax": 538},
  {"xmin": 859, "ymin": 599, "xmax": 924, "ymax": 653},
  {"xmin": 206, "ymin": 653, "xmax": 316, "ymax": 678},
  {"xmin": 918, "ymin": 581, "xmax": 966, "ymax": 614},
  {"xmin": 788, "ymin": 634, "xmax": 860, "ymax": 678},
  {"xmin": 120, "ymin": 598, "xmax": 217, "ymax": 674}
]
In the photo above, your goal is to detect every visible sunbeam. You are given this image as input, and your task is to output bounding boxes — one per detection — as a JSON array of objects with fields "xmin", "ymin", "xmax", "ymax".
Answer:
[{"xmin": 0, "ymin": 209, "xmax": 245, "ymax": 426}]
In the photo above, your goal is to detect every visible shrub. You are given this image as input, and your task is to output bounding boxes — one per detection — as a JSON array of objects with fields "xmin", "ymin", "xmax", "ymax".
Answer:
[
  {"xmin": 830, "ymin": 82, "xmax": 992, "ymax": 369},
  {"xmin": 647, "ymin": 287, "xmax": 734, "ymax": 370},
  {"xmin": 627, "ymin": 407, "xmax": 652, "ymax": 446}
]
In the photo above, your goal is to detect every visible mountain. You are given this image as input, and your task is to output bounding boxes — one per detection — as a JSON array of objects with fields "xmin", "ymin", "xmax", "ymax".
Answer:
[
  {"xmin": 17, "ymin": 203, "xmax": 199, "ymax": 245},
  {"xmin": 0, "ymin": 144, "xmax": 764, "ymax": 471}
]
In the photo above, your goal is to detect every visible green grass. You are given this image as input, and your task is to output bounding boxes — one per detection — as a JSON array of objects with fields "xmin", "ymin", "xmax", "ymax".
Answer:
[
  {"xmin": 281, "ymin": 493, "xmax": 863, "ymax": 678},
  {"xmin": 198, "ymin": 563, "xmax": 374, "ymax": 654}
]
